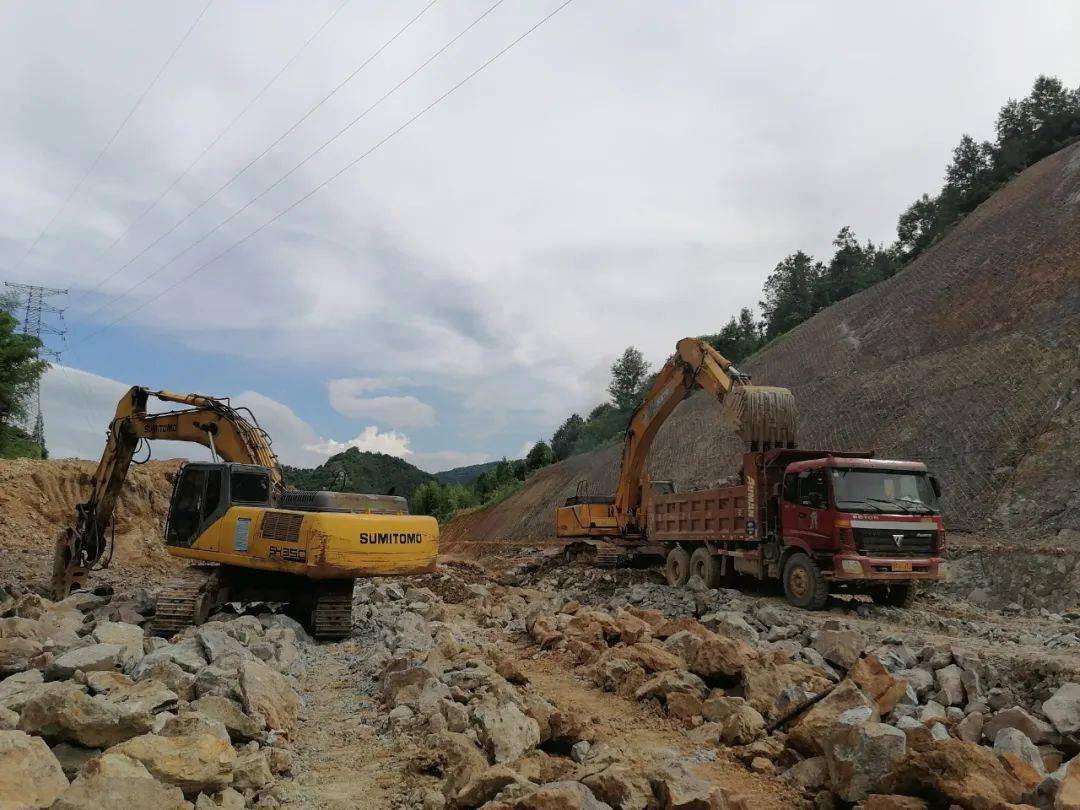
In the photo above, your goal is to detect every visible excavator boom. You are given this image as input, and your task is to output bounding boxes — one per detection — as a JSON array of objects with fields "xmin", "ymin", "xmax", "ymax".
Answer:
[{"xmin": 558, "ymin": 337, "xmax": 796, "ymax": 537}]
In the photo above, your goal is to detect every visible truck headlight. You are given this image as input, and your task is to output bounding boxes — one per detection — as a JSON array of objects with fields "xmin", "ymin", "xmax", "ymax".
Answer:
[{"xmin": 841, "ymin": 559, "xmax": 862, "ymax": 575}]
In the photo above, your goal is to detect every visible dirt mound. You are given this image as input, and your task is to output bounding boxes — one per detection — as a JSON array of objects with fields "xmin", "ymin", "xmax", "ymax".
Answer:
[
  {"xmin": 0, "ymin": 457, "xmax": 183, "ymax": 587},
  {"xmin": 446, "ymin": 141, "xmax": 1080, "ymax": 550}
]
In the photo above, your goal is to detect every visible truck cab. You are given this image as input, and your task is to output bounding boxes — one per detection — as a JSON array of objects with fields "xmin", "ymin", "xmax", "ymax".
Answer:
[{"xmin": 774, "ymin": 454, "xmax": 945, "ymax": 608}]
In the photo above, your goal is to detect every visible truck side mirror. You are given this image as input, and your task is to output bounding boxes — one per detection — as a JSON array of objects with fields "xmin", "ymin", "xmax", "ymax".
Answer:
[{"xmin": 929, "ymin": 475, "xmax": 942, "ymax": 498}]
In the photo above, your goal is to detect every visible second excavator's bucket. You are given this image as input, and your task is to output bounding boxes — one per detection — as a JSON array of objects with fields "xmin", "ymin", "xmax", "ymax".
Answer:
[{"xmin": 723, "ymin": 385, "xmax": 797, "ymax": 449}]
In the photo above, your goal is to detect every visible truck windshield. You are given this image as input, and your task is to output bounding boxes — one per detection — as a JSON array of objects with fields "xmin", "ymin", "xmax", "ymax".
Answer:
[{"xmin": 830, "ymin": 468, "xmax": 937, "ymax": 514}]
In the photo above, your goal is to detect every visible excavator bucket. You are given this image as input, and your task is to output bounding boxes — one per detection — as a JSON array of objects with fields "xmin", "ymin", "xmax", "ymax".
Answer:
[{"xmin": 724, "ymin": 385, "xmax": 797, "ymax": 449}]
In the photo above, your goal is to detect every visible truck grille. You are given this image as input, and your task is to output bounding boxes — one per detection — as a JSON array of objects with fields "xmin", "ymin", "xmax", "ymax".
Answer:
[{"xmin": 856, "ymin": 528, "xmax": 937, "ymax": 557}]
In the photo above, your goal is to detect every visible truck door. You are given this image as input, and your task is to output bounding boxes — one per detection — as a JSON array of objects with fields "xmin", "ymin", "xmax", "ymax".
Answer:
[{"xmin": 781, "ymin": 469, "xmax": 833, "ymax": 551}]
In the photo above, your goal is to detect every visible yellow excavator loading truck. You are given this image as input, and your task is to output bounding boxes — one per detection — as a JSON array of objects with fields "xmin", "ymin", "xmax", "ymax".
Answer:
[
  {"xmin": 557, "ymin": 338, "xmax": 946, "ymax": 609},
  {"xmin": 53, "ymin": 386, "xmax": 438, "ymax": 639}
]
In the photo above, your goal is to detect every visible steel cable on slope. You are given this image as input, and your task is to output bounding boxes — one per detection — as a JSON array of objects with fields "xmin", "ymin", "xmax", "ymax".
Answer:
[
  {"xmin": 8, "ymin": 0, "xmax": 215, "ymax": 273},
  {"xmin": 76, "ymin": 0, "xmax": 440, "ymax": 309},
  {"xmin": 80, "ymin": 0, "xmax": 355, "ymax": 290},
  {"xmin": 80, "ymin": 0, "xmax": 509, "ymax": 325},
  {"xmin": 77, "ymin": 0, "xmax": 577, "ymax": 344}
]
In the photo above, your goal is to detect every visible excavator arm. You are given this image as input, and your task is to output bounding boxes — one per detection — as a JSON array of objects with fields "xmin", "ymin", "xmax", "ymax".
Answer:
[
  {"xmin": 612, "ymin": 337, "xmax": 795, "ymax": 532},
  {"xmin": 52, "ymin": 386, "xmax": 282, "ymax": 597}
]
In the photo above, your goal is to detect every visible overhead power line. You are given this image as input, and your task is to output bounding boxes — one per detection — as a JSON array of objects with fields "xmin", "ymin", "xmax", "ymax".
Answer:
[
  {"xmin": 8, "ymin": 0, "xmax": 215, "ymax": 273},
  {"xmin": 80, "ymin": 0, "xmax": 440, "ymax": 305},
  {"xmin": 79, "ymin": 0, "xmax": 577, "ymax": 344},
  {"xmin": 82, "ymin": 0, "xmax": 508, "ymax": 323},
  {"xmin": 82, "ymin": 0, "xmax": 355, "ymax": 285}
]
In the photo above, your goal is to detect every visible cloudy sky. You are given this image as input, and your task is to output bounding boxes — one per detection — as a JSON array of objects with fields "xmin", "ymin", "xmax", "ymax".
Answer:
[{"xmin": 4, "ymin": 1, "xmax": 1079, "ymax": 471}]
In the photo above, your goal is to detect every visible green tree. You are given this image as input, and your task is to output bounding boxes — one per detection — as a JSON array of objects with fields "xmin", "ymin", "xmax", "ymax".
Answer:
[
  {"xmin": 0, "ymin": 294, "xmax": 48, "ymax": 459},
  {"xmin": 607, "ymin": 347, "xmax": 650, "ymax": 411},
  {"xmin": 525, "ymin": 440, "xmax": 555, "ymax": 471},
  {"xmin": 896, "ymin": 194, "xmax": 940, "ymax": 258},
  {"xmin": 759, "ymin": 251, "xmax": 823, "ymax": 339},
  {"xmin": 551, "ymin": 413, "xmax": 584, "ymax": 460},
  {"xmin": 815, "ymin": 227, "xmax": 900, "ymax": 307},
  {"xmin": 702, "ymin": 307, "xmax": 764, "ymax": 363}
]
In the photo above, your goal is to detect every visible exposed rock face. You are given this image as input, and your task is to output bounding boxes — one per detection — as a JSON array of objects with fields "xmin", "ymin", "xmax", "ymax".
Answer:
[
  {"xmin": 106, "ymin": 732, "xmax": 236, "ymax": 796},
  {"xmin": 17, "ymin": 681, "xmax": 152, "ymax": 747},
  {"xmin": 0, "ymin": 729, "xmax": 70, "ymax": 808},
  {"xmin": 813, "ymin": 628, "xmax": 865, "ymax": 669}
]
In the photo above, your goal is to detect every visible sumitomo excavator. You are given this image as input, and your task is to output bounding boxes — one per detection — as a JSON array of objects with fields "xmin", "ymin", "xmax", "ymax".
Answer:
[{"xmin": 53, "ymin": 387, "xmax": 438, "ymax": 638}]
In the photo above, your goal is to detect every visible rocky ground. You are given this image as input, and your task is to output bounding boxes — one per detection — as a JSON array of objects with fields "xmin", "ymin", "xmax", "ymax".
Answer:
[{"xmin": 3, "ymin": 552, "xmax": 1080, "ymax": 809}]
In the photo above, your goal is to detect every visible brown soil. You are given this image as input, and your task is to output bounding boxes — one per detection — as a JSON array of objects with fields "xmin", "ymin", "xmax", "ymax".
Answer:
[{"xmin": 0, "ymin": 457, "xmax": 185, "ymax": 590}]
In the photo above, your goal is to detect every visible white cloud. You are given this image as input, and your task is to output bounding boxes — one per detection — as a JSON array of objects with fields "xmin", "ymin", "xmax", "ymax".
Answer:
[
  {"xmin": 304, "ymin": 425, "xmax": 412, "ymax": 458},
  {"xmin": 327, "ymin": 377, "xmax": 436, "ymax": 428}
]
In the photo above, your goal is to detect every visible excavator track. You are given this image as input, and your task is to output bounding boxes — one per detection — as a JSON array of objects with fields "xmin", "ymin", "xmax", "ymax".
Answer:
[
  {"xmin": 311, "ymin": 581, "xmax": 354, "ymax": 641},
  {"xmin": 150, "ymin": 568, "xmax": 226, "ymax": 637}
]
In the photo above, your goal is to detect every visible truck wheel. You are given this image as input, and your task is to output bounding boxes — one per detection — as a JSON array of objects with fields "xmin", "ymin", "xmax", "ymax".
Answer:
[
  {"xmin": 689, "ymin": 547, "xmax": 721, "ymax": 588},
  {"xmin": 783, "ymin": 553, "xmax": 828, "ymax": 610},
  {"xmin": 664, "ymin": 547, "xmax": 691, "ymax": 587},
  {"xmin": 871, "ymin": 584, "xmax": 916, "ymax": 608}
]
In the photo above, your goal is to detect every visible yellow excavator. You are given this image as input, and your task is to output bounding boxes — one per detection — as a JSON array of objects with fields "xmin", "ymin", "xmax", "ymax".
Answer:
[
  {"xmin": 53, "ymin": 386, "xmax": 438, "ymax": 639},
  {"xmin": 556, "ymin": 337, "xmax": 796, "ymax": 540}
]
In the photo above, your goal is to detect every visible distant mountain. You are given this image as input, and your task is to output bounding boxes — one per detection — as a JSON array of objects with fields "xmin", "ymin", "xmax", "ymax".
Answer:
[
  {"xmin": 434, "ymin": 460, "xmax": 502, "ymax": 486},
  {"xmin": 283, "ymin": 447, "xmax": 435, "ymax": 500}
]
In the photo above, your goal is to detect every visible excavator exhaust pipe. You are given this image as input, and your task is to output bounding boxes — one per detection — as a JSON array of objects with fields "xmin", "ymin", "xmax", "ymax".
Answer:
[{"xmin": 724, "ymin": 385, "xmax": 797, "ymax": 449}]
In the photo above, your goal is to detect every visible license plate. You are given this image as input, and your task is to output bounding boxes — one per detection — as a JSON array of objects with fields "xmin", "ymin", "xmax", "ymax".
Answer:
[{"xmin": 893, "ymin": 561, "xmax": 912, "ymax": 572}]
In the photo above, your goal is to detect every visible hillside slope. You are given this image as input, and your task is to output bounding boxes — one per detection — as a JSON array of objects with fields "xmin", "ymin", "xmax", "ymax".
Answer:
[
  {"xmin": 446, "ymin": 142, "xmax": 1080, "ymax": 548},
  {"xmin": 283, "ymin": 447, "xmax": 434, "ymax": 499},
  {"xmin": 435, "ymin": 460, "xmax": 501, "ymax": 486}
]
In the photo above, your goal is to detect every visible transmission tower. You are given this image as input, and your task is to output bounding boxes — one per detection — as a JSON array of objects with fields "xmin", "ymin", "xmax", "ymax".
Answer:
[{"xmin": 3, "ymin": 282, "xmax": 67, "ymax": 455}]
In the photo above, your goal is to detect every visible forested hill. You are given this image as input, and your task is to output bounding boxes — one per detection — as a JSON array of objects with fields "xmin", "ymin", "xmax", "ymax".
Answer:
[
  {"xmin": 283, "ymin": 447, "xmax": 434, "ymax": 500},
  {"xmin": 434, "ymin": 461, "xmax": 500, "ymax": 486}
]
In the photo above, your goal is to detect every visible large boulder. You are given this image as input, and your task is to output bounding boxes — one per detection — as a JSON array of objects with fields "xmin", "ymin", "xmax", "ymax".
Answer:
[
  {"xmin": 0, "ymin": 636, "xmax": 43, "ymax": 675},
  {"xmin": 886, "ymin": 739, "xmax": 1024, "ymax": 808},
  {"xmin": 933, "ymin": 664, "xmax": 965, "ymax": 707},
  {"xmin": 1044, "ymin": 683, "xmax": 1080, "ymax": 735},
  {"xmin": 0, "ymin": 668, "xmax": 44, "ymax": 707},
  {"xmin": 824, "ymin": 721, "xmax": 907, "ymax": 802},
  {"xmin": 983, "ymin": 706, "xmax": 1056, "ymax": 745},
  {"xmin": 47, "ymin": 643, "xmax": 126, "ymax": 680},
  {"xmin": 741, "ymin": 657, "xmax": 833, "ymax": 721},
  {"xmin": 610, "ymin": 643, "xmax": 684, "ymax": 673},
  {"xmin": 848, "ymin": 656, "xmax": 909, "ymax": 715},
  {"xmin": 91, "ymin": 622, "xmax": 145, "ymax": 667},
  {"xmin": 689, "ymin": 636, "xmax": 755, "ymax": 682},
  {"xmin": 106, "ymin": 732, "xmax": 236, "ymax": 796},
  {"xmin": 18, "ymin": 681, "xmax": 152, "ymax": 747},
  {"xmin": 788, "ymin": 680, "xmax": 878, "ymax": 756},
  {"xmin": 133, "ymin": 640, "xmax": 207, "ymax": 676},
  {"xmin": 239, "ymin": 659, "xmax": 299, "ymax": 731},
  {"xmin": 51, "ymin": 753, "xmax": 189, "ymax": 810},
  {"xmin": 101, "ymin": 679, "xmax": 178, "ymax": 715},
  {"xmin": 472, "ymin": 698, "xmax": 541, "ymax": 763},
  {"xmin": 0, "ymin": 729, "xmax": 69, "ymax": 808},
  {"xmin": 581, "ymin": 763, "xmax": 654, "ymax": 810},
  {"xmin": 433, "ymin": 731, "xmax": 489, "ymax": 800},
  {"xmin": 190, "ymin": 695, "xmax": 262, "ymax": 742},
  {"xmin": 508, "ymin": 781, "xmax": 611, "ymax": 809},
  {"xmin": 634, "ymin": 670, "xmax": 708, "ymax": 705},
  {"xmin": 812, "ymin": 628, "xmax": 865, "ymax": 670}
]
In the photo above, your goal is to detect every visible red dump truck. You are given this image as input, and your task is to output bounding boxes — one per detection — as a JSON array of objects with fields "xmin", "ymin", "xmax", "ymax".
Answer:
[
  {"xmin": 643, "ymin": 449, "xmax": 945, "ymax": 608},
  {"xmin": 555, "ymin": 338, "xmax": 946, "ymax": 609}
]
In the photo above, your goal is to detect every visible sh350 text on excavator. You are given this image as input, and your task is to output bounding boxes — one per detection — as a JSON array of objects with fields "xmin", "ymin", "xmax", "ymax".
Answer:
[
  {"xmin": 53, "ymin": 386, "xmax": 438, "ymax": 639},
  {"xmin": 556, "ymin": 338, "xmax": 946, "ymax": 609}
]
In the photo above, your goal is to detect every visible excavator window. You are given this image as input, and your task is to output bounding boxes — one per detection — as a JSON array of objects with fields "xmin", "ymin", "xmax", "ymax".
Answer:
[
  {"xmin": 202, "ymin": 469, "xmax": 222, "ymax": 519},
  {"xmin": 167, "ymin": 467, "xmax": 207, "ymax": 548},
  {"xmin": 231, "ymin": 470, "xmax": 270, "ymax": 505}
]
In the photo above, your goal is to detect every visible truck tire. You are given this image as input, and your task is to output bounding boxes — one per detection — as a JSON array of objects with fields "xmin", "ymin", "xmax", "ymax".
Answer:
[
  {"xmin": 664, "ymin": 547, "xmax": 691, "ymax": 587},
  {"xmin": 782, "ymin": 553, "xmax": 829, "ymax": 610},
  {"xmin": 689, "ymin": 547, "xmax": 722, "ymax": 588},
  {"xmin": 871, "ymin": 584, "xmax": 916, "ymax": 608}
]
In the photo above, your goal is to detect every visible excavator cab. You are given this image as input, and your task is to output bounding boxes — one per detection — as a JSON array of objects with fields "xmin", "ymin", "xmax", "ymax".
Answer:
[{"xmin": 165, "ymin": 463, "xmax": 271, "ymax": 549}]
